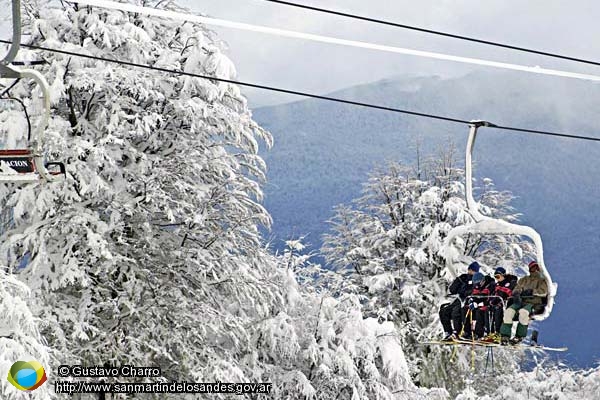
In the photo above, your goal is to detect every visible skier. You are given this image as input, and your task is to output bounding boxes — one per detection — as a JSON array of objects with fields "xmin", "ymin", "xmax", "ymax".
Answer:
[
  {"xmin": 461, "ymin": 271, "xmax": 495, "ymax": 340},
  {"xmin": 439, "ymin": 261, "xmax": 479, "ymax": 341},
  {"xmin": 480, "ymin": 267, "xmax": 518, "ymax": 343},
  {"xmin": 499, "ymin": 261, "xmax": 548, "ymax": 345}
]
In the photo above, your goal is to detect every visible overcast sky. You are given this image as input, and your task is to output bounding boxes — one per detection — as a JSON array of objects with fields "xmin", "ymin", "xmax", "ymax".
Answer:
[
  {"xmin": 3, "ymin": 0, "xmax": 600, "ymax": 106},
  {"xmin": 178, "ymin": 0, "xmax": 600, "ymax": 106}
]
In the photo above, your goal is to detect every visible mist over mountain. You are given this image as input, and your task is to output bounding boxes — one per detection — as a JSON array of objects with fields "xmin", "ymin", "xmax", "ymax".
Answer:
[{"xmin": 254, "ymin": 69, "xmax": 600, "ymax": 368}]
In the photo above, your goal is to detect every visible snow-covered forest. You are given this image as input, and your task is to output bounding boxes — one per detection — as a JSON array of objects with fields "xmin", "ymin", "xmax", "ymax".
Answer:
[{"xmin": 0, "ymin": 1, "xmax": 598, "ymax": 399}]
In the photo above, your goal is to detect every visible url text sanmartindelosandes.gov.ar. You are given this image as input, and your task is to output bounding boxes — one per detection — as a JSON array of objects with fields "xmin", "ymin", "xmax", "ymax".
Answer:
[{"xmin": 54, "ymin": 381, "xmax": 273, "ymax": 395}]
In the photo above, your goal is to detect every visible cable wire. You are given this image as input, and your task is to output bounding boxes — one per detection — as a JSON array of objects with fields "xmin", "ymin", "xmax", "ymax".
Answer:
[
  {"xmin": 260, "ymin": 0, "xmax": 600, "ymax": 68},
  {"xmin": 68, "ymin": 0, "xmax": 600, "ymax": 83},
  {"xmin": 1, "ymin": 39, "xmax": 600, "ymax": 143}
]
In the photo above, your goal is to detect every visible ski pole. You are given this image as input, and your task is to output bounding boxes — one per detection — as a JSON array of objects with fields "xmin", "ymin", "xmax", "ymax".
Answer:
[
  {"xmin": 484, "ymin": 347, "xmax": 490, "ymax": 375},
  {"xmin": 451, "ymin": 307, "xmax": 471, "ymax": 363},
  {"xmin": 470, "ymin": 309, "xmax": 475, "ymax": 372},
  {"xmin": 458, "ymin": 307, "xmax": 471, "ymax": 338}
]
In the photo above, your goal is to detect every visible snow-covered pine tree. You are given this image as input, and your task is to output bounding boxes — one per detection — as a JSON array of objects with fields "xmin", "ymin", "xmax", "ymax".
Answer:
[
  {"xmin": 321, "ymin": 148, "xmax": 534, "ymax": 395},
  {"xmin": 1, "ymin": 1, "xmax": 445, "ymax": 398}
]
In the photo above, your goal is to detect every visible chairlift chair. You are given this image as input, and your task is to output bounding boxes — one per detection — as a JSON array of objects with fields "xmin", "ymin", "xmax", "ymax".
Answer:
[
  {"xmin": 444, "ymin": 121, "xmax": 556, "ymax": 321},
  {"xmin": 0, "ymin": 0, "xmax": 64, "ymax": 183}
]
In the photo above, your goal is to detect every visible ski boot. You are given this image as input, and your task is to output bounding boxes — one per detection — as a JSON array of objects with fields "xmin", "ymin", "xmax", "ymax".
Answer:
[
  {"xmin": 460, "ymin": 332, "xmax": 481, "ymax": 341},
  {"xmin": 481, "ymin": 333, "xmax": 501, "ymax": 344},
  {"xmin": 442, "ymin": 332, "xmax": 458, "ymax": 342},
  {"xmin": 509, "ymin": 336, "xmax": 524, "ymax": 345}
]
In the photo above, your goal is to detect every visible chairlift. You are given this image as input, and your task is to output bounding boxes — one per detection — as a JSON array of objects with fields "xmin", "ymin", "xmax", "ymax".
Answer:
[
  {"xmin": 444, "ymin": 120, "xmax": 556, "ymax": 321},
  {"xmin": 0, "ymin": 0, "xmax": 64, "ymax": 183}
]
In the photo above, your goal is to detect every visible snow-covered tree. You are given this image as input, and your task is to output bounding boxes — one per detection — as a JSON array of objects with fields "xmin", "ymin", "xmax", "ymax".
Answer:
[
  {"xmin": 1, "ymin": 0, "xmax": 281, "ymax": 395},
  {"xmin": 321, "ymin": 151, "xmax": 535, "ymax": 395},
  {"xmin": 0, "ymin": 269, "xmax": 52, "ymax": 399},
  {"xmin": 268, "ymin": 240, "xmax": 449, "ymax": 400},
  {"xmin": 456, "ymin": 364, "xmax": 600, "ymax": 400}
]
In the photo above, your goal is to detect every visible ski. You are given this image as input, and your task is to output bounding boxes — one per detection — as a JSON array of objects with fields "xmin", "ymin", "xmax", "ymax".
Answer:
[
  {"xmin": 420, "ymin": 339, "xmax": 496, "ymax": 347},
  {"xmin": 494, "ymin": 344, "xmax": 568, "ymax": 352},
  {"xmin": 421, "ymin": 340, "xmax": 567, "ymax": 352}
]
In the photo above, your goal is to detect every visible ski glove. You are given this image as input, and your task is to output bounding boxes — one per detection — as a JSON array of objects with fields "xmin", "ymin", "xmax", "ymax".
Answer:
[{"xmin": 521, "ymin": 289, "xmax": 534, "ymax": 297}]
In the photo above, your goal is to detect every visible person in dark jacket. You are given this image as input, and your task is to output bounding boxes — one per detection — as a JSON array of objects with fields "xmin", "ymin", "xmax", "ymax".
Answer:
[
  {"xmin": 461, "ymin": 272, "xmax": 495, "ymax": 340},
  {"xmin": 439, "ymin": 261, "xmax": 479, "ymax": 341},
  {"xmin": 480, "ymin": 267, "xmax": 518, "ymax": 343},
  {"xmin": 500, "ymin": 261, "xmax": 549, "ymax": 344}
]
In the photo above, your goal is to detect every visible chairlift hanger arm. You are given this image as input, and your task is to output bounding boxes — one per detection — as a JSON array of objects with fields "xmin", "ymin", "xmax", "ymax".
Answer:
[{"xmin": 1, "ymin": 0, "xmax": 21, "ymax": 65}]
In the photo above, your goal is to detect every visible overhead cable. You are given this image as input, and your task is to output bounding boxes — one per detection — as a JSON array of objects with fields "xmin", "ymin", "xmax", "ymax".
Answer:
[
  {"xmin": 260, "ymin": 0, "xmax": 600, "ymax": 68},
  {"xmin": 68, "ymin": 0, "xmax": 600, "ymax": 83},
  {"xmin": 1, "ymin": 39, "xmax": 599, "ymax": 143}
]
